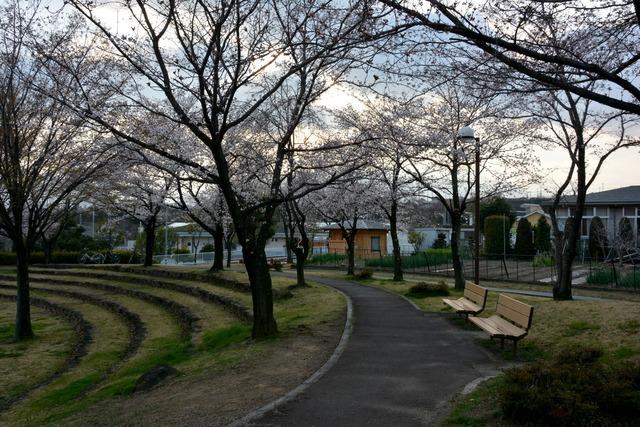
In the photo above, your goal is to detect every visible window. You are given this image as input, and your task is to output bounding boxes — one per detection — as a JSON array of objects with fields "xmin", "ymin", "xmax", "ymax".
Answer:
[
  {"xmin": 371, "ymin": 236, "xmax": 381, "ymax": 252},
  {"xmin": 595, "ymin": 207, "xmax": 608, "ymax": 217}
]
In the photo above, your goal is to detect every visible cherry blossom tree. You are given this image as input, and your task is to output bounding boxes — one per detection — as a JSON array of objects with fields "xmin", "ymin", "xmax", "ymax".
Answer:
[
  {"xmin": 336, "ymin": 97, "xmax": 416, "ymax": 281},
  {"xmin": 60, "ymin": 0, "xmax": 393, "ymax": 338},
  {"xmin": 403, "ymin": 81, "xmax": 536, "ymax": 289},
  {"xmin": 379, "ymin": 0, "xmax": 640, "ymax": 115},
  {"xmin": 98, "ymin": 158, "xmax": 174, "ymax": 267},
  {"xmin": 529, "ymin": 87, "xmax": 638, "ymax": 299},
  {"xmin": 0, "ymin": 0, "xmax": 115, "ymax": 339}
]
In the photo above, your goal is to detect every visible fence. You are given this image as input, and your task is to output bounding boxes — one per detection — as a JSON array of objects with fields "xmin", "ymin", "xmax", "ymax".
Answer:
[
  {"xmin": 306, "ymin": 248, "xmax": 640, "ymax": 288},
  {"xmin": 153, "ymin": 247, "xmax": 288, "ymax": 265}
]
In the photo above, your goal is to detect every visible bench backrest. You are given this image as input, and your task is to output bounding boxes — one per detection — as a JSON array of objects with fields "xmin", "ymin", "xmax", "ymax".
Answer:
[
  {"xmin": 496, "ymin": 294, "xmax": 534, "ymax": 330},
  {"xmin": 464, "ymin": 282, "xmax": 488, "ymax": 308}
]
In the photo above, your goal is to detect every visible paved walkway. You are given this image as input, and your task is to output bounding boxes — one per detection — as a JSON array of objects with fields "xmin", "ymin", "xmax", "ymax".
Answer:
[{"xmin": 254, "ymin": 275, "xmax": 501, "ymax": 426}]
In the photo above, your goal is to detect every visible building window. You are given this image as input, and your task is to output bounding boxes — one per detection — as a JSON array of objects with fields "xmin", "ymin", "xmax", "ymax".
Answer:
[
  {"xmin": 595, "ymin": 207, "xmax": 608, "ymax": 217},
  {"xmin": 371, "ymin": 236, "xmax": 381, "ymax": 252}
]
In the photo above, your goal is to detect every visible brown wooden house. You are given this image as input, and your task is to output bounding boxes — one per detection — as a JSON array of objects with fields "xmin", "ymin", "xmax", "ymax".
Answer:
[{"xmin": 323, "ymin": 220, "xmax": 388, "ymax": 259}]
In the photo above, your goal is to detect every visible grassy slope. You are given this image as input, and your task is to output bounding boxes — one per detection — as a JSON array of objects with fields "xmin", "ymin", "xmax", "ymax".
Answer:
[{"xmin": 0, "ymin": 267, "xmax": 345, "ymax": 426}]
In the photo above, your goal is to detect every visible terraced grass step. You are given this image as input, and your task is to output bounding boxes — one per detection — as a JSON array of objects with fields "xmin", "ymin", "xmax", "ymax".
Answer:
[
  {"xmin": 0, "ymin": 292, "xmax": 91, "ymax": 411},
  {"xmin": 30, "ymin": 268, "xmax": 254, "ymax": 322},
  {"xmin": 0, "ymin": 274, "xmax": 198, "ymax": 338}
]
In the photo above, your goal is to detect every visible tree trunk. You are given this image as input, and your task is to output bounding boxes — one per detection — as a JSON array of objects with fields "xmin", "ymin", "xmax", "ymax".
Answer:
[
  {"xmin": 15, "ymin": 242, "xmax": 33, "ymax": 340},
  {"xmin": 242, "ymin": 245, "xmax": 278, "ymax": 338},
  {"xmin": 226, "ymin": 242, "xmax": 232, "ymax": 268},
  {"xmin": 389, "ymin": 200, "xmax": 403, "ymax": 281},
  {"xmin": 294, "ymin": 250, "xmax": 307, "ymax": 286},
  {"xmin": 144, "ymin": 221, "xmax": 156, "ymax": 267},
  {"xmin": 450, "ymin": 215, "xmax": 465, "ymax": 289},
  {"xmin": 212, "ymin": 222, "xmax": 224, "ymax": 271},
  {"xmin": 43, "ymin": 240, "xmax": 53, "ymax": 265},
  {"xmin": 346, "ymin": 235, "xmax": 356, "ymax": 276}
]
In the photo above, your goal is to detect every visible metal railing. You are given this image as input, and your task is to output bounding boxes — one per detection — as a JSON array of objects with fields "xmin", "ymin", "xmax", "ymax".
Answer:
[{"xmin": 152, "ymin": 247, "xmax": 288, "ymax": 265}]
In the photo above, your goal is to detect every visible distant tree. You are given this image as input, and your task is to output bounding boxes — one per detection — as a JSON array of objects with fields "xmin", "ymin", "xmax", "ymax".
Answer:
[
  {"xmin": 484, "ymin": 216, "xmax": 511, "ymax": 258},
  {"xmin": 408, "ymin": 231, "xmax": 424, "ymax": 254},
  {"xmin": 534, "ymin": 217, "xmax": 552, "ymax": 253},
  {"xmin": 588, "ymin": 217, "xmax": 608, "ymax": 261},
  {"xmin": 201, "ymin": 244, "xmax": 215, "ymax": 253},
  {"xmin": 515, "ymin": 219, "xmax": 536, "ymax": 259},
  {"xmin": 432, "ymin": 233, "xmax": 447, "ymax": 249},
  {"xmin": 479, "ymin": 198, "xmax": 515, "ymax": 233},
  {"xmin": 619, "ymin": 217, "xmax": 634, "ymax": 247}
]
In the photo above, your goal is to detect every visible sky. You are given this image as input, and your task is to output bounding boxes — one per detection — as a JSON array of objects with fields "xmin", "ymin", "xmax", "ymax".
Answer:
[{"xmin": 49, "ymin": 0, "xmax": 640, "ymax": 198}]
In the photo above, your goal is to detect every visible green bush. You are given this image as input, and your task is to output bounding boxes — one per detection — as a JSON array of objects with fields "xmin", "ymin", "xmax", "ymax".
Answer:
[
  {"xmin": 174, "ymin": 247, "xmax": 190, "ymax": 255},
  {"xmin": 499, "ymin": 346, "xmax": 640, "ymax": 426},
  {"xmin": 111, "ymin": 250, "xmax": 140, "ymax": 264},
  {"xmin": 532, "ymin": 254, "xmax": 554, "ymax": 267},
  {"xmin": 201, "ymin": 243, "xmax": 214, "ymax": 253},
  {"xmin": 306, "ymin": 253, "xmax": 346, "ymax": 265},
  {"xmin": 365, "ymin": 249, "xmax": 459, "ymax": 269},
  {"xmin": 407, "ymin": 281, "xmax": 449, "ymax": 297},
  {"xmin": 431, "ymin": 232, "xmax": 448, "ymax": 249},
  {"xmin": 355, "ymin": 269, "xmax": 373, "ymax": 279},
  {"xmin": 50, "ymin": 251, "xmax": 81, "ymax": 263}
]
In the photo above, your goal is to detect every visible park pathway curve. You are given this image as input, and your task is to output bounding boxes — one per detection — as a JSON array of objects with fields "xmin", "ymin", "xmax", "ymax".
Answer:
[{"xmin": 254, "ymin": 275, "xmax": 502, "ymax": 426}]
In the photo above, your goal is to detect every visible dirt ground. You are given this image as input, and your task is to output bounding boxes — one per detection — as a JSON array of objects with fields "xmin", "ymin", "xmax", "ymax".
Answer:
[{"xmin": 62, "ymin": 313, "xmax": 345, "ymax": 427}]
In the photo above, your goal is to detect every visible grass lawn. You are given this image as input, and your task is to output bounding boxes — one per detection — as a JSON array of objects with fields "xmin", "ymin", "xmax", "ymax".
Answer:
[{"xmin": 0, "ymin": 266, "xmax": 346, "ymax": 426}]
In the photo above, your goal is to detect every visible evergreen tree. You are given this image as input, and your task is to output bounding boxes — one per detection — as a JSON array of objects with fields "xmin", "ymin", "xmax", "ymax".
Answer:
[
  {"xmin": 588, "ymin": 216, "xmax": 608, "ymax": 261},
  {"xmin": 619, "ymin": 217, "xmax": 634, "ymax": 246},
  {"xmin": 534, "ymin": 216, "xmax": 552, "ymax": 253},
  {"xmin": 479, "ymin": 197, "xmax": 516, "ymax": 233},
  {"xmin": 515, "ymin": 218, "xmax": 536, "ymax": 259},
  {"xmin": 484, "ymin": 215, "xmax": 511, "ymax": 258}
]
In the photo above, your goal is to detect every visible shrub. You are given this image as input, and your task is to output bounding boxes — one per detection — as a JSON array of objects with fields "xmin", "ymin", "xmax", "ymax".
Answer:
[
  {"xmin": 484, "ymin": 215, "xmax": 511, "ymax": 258},
  {"xmin": 50, "ymin": 251, "xmax": 81, "ymax": 264},
  {"xmin": 407, "ymin": 281, "xmax": 449, "ymax": 297},
  {"xmin": 174, "ymin": 247, "xmax": 190, "ymax": 255},
  {"xmin": 514, "ymin": 218, "xmax": 535, "ymax": 259},
  {"xmin": 200, "ymin": 243, "xmax": 214, "ymax": 253},
  {"xmin": 499, "ymin": 346, "xmax": 640, "ymax": 426},
  {"xmin": 532, "ymin": 254, "xmax": 554, "ymax": 267},
  {"xmin": 111, "ymin": 249, "xmax": 140, "ymax": 264},
  {"xmin": 268, "ymin": 260, "xmax": 283, "ymax": 271},
  {"xmin": 355, "ymin": 269, "xmax": 373, "ymax": 279},
  {"xmin": 306, "ymin": 253, "xmax": 346, "ymax": 265},
  {"xmin": 620, "ymin": 217, "xmax": 634, "ymax": 246},
  {"xmin": 431, "ymin": 232, "xmax": 448, "ymax": 249}
]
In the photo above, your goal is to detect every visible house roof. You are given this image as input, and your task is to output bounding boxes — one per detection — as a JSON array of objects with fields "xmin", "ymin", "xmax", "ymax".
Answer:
[
  {"xmin": 323, "ymin": 220, "xmax": 388, "ymax": 231},
  {"xmin": 554, "ymin": 186, "xmax": 640, "ymax": 206}
]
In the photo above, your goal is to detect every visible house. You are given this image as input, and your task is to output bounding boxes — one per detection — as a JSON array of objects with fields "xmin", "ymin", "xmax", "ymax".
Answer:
[
  {"xmin": 547, "ymin": 186, "xmax": 640, "ymax": 247},
  {"xmin": 323, "ymin": 221, "xmax": 388, "ymax": 258},
  {"xmin": 510, "ymin": 203, "xmax": 551, "ymax": 235}
]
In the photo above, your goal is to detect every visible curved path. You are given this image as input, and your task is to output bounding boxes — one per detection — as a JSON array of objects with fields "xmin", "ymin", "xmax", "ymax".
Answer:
[{"xmin": 255, "ymin": 275, "xmax": 501, "ymax": 426}]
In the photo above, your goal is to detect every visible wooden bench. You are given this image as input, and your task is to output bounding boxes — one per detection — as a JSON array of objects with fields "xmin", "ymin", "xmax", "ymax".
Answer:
[
  {"xmin": 442, "ymin": 281, "xmax": 488, "ymax": 320},
  {"xmin": 469, "ymin": 294, "xmax": 534, "ymax": 355}
]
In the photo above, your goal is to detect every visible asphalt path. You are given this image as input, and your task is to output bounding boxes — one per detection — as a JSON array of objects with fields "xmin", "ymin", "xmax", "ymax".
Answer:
[{"xmin": 254, "ymin": 275, "xmax": 501, "ymax": 426}]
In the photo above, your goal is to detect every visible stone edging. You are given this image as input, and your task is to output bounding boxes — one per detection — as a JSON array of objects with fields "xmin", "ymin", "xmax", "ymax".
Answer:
[{"xmin": 225, "ymin": 287, "xmax": 354, "ymax": 427}]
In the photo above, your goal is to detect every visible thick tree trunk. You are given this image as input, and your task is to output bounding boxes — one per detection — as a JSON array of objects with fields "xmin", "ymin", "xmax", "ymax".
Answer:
[
  {"xmin": 450, "ymin": 215, "xmax": 465, "ymax": 289},
  {"xmin": 43, "ymin": 240, "xmax": 53, "ymax": 265},
  {"xmin": 226, "ymin": 242, "xmax": 232, "ymax": 268},
  {"xmin": 389, "ymin": 201, "xmax": 403, "ymax": 281},
  {"xmin": 294, "ymin": 250, "xmax": 307, "ymax": 286},
  {"xmin": 212, "ymin": 222, "xmax": 224, "ymax": 271},
  {"xmin": 242, "ymin": 245, "xmax": 278, "ymax": 338},
  {"xmin": 144, "ymin": 221, "xmax": 156, "ymax": 267},
  {"xmin": 15, "ymin": 243, "xmax": 33, "ymax": 340}
]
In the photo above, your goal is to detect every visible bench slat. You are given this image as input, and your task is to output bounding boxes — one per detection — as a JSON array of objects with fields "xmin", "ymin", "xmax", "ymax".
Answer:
[
  {"xmin": 470, "ymin": 315, "xmax": 527, "ymax": 339},
  {"xmin": 498, "ymin": 294, "xmax": 532, "ymax": 316}
]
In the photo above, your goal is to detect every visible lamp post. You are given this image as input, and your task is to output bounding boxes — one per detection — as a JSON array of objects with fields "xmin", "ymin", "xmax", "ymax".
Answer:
[{"xmin": 458, "ymin": 126, "xmax": 480, "ymax": 285}]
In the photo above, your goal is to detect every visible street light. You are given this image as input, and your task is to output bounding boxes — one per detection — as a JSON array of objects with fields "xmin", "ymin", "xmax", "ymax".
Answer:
[{"xmin": 458, "ymin": 126, "xmax": 481, "ymax": 286}]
